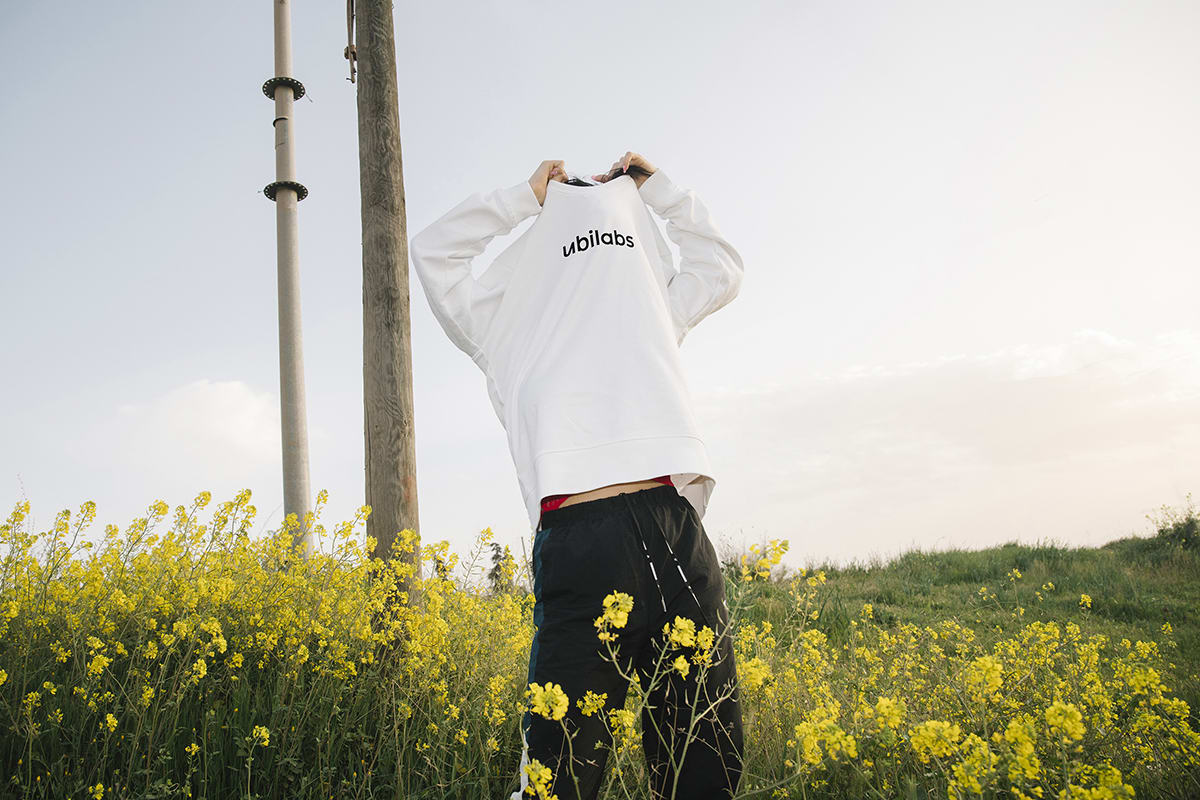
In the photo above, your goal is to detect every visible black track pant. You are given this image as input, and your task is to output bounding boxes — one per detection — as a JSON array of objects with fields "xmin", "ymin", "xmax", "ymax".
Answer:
[{"xmin": 511, "ymin": 484, "xmax": 743, "ymax": 800}]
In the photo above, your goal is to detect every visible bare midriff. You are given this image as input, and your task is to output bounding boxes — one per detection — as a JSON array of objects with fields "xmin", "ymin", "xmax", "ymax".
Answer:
[{"xmin": 542, "ymin": 476, "xmax": 674, "ymax": 512}]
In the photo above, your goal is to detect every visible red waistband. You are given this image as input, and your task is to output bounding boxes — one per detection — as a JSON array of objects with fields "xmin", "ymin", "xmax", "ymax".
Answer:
[{"xmin": 540, "ymin": 475, "xmax": 674, "ymax": 513}]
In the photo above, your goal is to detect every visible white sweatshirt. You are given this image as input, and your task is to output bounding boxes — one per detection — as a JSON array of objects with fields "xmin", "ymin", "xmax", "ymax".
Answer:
[{"xmin": 409, "ymin": 169, "xmax": 743, "ymax": 530}]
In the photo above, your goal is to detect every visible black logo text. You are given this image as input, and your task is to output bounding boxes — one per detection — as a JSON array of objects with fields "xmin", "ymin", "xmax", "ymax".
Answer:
[{"xmin": 561, "ymin": 228, "xmax": 636, "ymax": 258}]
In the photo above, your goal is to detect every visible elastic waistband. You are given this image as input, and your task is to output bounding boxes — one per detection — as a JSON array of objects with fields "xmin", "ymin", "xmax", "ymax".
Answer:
[{"xmin": 538, "ymin": 483, "xmax": 681, "ymax": 531}]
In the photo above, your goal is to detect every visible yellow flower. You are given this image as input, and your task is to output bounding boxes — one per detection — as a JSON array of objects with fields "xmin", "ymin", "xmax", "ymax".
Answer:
[
  {"xmin": 527, "ymin": 682, "xmax": 569, "ymax": 721},
  {"xmin": 949, "ymin": 733, "xmax": 999, "ymax": 795},
  {"xmin": 664, "ymin": 616, "xmax": 696, "ymax": 649},
  {"xmin": 599, "ymin": 592, "xmax": 633, "ymax": 628},
  {"xmin": 104, "ymin": 713, "xmax": 118, "ymax": 733},
  {"xmin": 673, "ymin": 655, "xmax": 691, "ymax": 679},
  {"xmin": 909, "ymin": 719, "xmax": 962, "ymax": 763},
  {"xmin": 89, "ymin": 783, "xmax": 105, "ymax": 800},
  {"xmin": 595, "ymin": 591, "xmax": 634, "ymax": 641},
  {"xmin": 185, "ymin": 742, "xmax": 200, "ymax": 757},
  {"xmin": 608, "ymin": 707, "xmax": 637, "ymax": 737},
  {"xmin": 740, "ymin": 657, "xmax": 772, "ymax": 691},
  {"xmin": 523, "ymin": 758, "xmax": 556, "ymax": 799},
  {"xmin": 1001, "ymin": 717, "xmax": 1041, "ymax": 781},
  {"xmin": 873, "ymin": 696, "xmax": 904, "ymax": 730},
  {"xmin": 251, "ymin": 725, "xmax": 271, "ymax": 747},
  {"xmin": 692, "ymin": 625, "xmax": 716, "ymax": 664},
  {"xmin": 1079, "ymin": 593, "xmax": 1092, "ymax": 610},
  {"xmin": 1044, "ymin": 701, "xmax": 1085, "ymax": 744},
  {"xmin": 86, "ymin": 654, "xmax": 111, "ymax": 678},
  {"xmin": 577, "ymin": 690, "xmax": 608, "ymax": 717},
  {"xmin": 962, "ymin": 654, "xmax": 1003, "ymax": 704}
]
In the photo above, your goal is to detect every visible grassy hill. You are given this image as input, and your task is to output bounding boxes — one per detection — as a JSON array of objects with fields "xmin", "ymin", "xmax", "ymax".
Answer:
[
  {"xmin": 705, "ymin": 496, "xmax": 1195, "ymax": 796},
  {"xmin": 719, "ymin": 496, "xmax": 1200, "ymax": 733}
]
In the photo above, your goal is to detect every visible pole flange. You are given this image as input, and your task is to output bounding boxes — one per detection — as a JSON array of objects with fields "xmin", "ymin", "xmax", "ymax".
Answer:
[
  {"xmin": 262, "ymin": 76, "xmax": 306, "ymax": 100},
  {"xmin": 264, "ymin": 180, "xmax": 309, "ymax": 202}
]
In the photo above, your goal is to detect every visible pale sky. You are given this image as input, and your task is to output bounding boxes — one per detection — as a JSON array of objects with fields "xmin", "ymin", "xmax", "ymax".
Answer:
[{"xmin": 2, "ymin": 2, "xmax": 1197, "ymax": 572}]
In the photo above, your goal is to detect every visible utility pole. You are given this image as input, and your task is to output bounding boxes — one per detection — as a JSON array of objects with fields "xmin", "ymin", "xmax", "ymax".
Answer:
[
  {"xmin": 262, "ymin": 0, "xmax": 314, "ymax": 557},
  {"xmin": 349, "ymin": 0, "xmax": 421, "ymax": 594}
]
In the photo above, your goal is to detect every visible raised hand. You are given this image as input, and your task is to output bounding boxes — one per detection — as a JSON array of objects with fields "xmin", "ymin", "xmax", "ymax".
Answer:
[
  {"xmin": 591, "ymin": 151, "xmax": 657, "ymax": 189},
  {"xmin": 528, "ymin": 160, "xmax": 568, "ymax": 205}
]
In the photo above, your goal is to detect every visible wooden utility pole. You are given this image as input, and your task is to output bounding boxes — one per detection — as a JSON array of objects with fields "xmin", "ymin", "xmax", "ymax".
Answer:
[
  {"xmin": 350, "ymin": 0, "xmax": 421, "ymax": 594},
  {"xmin": 263, "ymin": 0, "xmax": 314, "ymax": 557}
]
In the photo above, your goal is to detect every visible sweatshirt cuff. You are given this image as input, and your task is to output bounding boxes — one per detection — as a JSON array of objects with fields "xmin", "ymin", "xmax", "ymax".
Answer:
[
  {"xmin": 636, "ymin": 168, "xmax": 684, "ymax": 211},
  {"xmin": 499, "ymin": 179, "xmax": 543, "ymax": 224}
]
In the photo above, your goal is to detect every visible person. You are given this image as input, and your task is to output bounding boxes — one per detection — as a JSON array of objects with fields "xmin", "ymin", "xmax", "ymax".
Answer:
[{"xmin": 409, "ymin": 152, "xmax": 745, "ymax": 800}]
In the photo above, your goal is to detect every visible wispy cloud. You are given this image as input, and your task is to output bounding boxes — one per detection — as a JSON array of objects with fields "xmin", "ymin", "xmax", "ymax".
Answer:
[
  {"xmin": 62, "ymin": 379, "xmax": 332, "ymax": 533},
  {"xmin": 696, "ymin": 330, "xmax": 1200, "ymax": 568},
  {"xmin": 111, "ymin": 379, "xmax": 282, "ymax": 469}
]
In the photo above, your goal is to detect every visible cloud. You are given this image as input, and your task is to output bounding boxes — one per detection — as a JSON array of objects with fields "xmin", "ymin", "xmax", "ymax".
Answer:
[
  {"xmin": 693, "ymin": 329, "xmax": 1200, "ymax": 567},
  {"xmin": 109, "ymin": 379, "xmax": 282, "ymax": 469}
]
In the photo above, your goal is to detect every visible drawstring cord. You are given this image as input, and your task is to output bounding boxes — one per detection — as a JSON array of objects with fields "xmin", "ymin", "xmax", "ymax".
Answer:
[
  {"xmin": 620, "ymin": 492, "xmax": 712, "ymax": 630},
  {"xmin": 621, "ymin": 492, "xmax": 669, "ymax": 614}
]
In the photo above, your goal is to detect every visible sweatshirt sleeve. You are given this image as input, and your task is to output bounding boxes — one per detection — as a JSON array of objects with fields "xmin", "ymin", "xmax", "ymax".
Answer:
[
  {"xmin": 637, "ymin": 169, "xmax": 744, "ymax": 341},
  {"xmin": 409, "ymin": 179, "xmax": 543, "ymax": 360}
]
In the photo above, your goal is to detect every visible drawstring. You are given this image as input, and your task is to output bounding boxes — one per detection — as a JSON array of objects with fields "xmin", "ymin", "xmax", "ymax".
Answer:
[
  {"xmin": 620, "ymin": 492, "xmax": 712, "ymax": 630},
  {"xmin": 621, "ymin": 492, "xmax": 669, "ymax": 614}
]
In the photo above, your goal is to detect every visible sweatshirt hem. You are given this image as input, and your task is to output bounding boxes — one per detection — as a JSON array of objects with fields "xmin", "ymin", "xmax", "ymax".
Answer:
[{"xmin": 526, "ymin": 434, "xmax": 714, "ymax": 527}]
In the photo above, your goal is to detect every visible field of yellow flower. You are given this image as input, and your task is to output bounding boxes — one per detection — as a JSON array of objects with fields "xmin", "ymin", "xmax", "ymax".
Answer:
[{"xmin": 2, "ymin": 490, "xmax": 1198, "ymax": 799}]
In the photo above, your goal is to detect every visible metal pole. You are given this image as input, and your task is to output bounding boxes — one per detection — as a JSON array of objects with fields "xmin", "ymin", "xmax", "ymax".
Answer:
[{"xmin": 263, "ymin": 0, "xmax": 314, "ymax": 557}]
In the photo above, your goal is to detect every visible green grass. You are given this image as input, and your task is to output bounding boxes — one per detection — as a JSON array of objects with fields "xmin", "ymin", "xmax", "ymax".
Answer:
[{"xmin": 718, "ymin": 495, "xmax": 1200, "ymax": 732}]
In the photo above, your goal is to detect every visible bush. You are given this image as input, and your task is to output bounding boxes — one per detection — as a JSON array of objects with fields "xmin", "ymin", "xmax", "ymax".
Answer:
[{"xmin": 1151, "ymin": 493, "xmax": 1199, "ymax": 550}]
